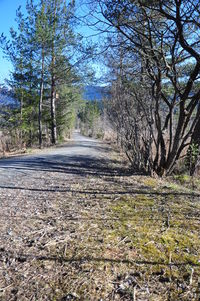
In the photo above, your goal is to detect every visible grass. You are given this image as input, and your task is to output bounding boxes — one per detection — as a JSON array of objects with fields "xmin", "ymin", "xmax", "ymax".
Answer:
[
  {"xmin": 90, "ymin": 192, "xmax": 200, "ymax": 299},
  {"xmin": 108, "ymin": 195, "xmax": 200, "ymax": 263}
]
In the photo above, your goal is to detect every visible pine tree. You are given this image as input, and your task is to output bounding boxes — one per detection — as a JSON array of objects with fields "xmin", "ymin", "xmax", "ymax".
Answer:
[
  {"xmin": 45, "ymin": 0, "xmax": 77, "ymax": 144},
  {"xmin": 1, "ymin": 6, "xmax": 38, "ymax": 147},
  {"xmin": 1, "ymin": 0, "xmax": 86, "ymax": 148},
  {"xmin": 33, "ymin": 0, "xmax": 51, "ymax": 147}
]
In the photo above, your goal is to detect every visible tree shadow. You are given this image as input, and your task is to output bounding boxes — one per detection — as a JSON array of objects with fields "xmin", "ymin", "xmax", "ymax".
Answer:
[
  {"xmin": 1, "ymin": 249, "xmax": 199, "ymax": 267},
  {"xmin": 0, "ymin": 182, "xmax": 199, "ymax": 198},
  {"xmin": 0, "ymin": 154, "xmax": 131, "ymax": 178}
]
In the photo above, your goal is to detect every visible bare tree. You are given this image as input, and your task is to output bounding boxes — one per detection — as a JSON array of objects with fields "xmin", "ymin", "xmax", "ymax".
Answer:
[{"xmin": 87, "ymin": 0, "xmax": 200, "ymax": 176}]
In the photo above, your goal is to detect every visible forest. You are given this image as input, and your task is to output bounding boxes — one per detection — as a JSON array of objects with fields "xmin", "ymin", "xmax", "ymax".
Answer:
[{"xmin": 0, "ymin": 0, "xmax": 200, "ymax": 178}]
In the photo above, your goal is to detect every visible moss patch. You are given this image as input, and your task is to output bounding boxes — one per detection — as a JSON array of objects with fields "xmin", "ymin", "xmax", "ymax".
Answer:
[{"xmin": 106, "ymin": 194, "xmax": 200, "ymax": 280}]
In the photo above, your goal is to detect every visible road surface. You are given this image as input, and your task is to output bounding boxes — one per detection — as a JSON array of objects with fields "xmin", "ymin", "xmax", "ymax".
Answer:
[
  {"xmin": 0, "ymin": 132, "xmax": 123, "ymax": 300},
  {"xmin": 0, "ymin": 132, "xmax": 114, "ymax": 187}
]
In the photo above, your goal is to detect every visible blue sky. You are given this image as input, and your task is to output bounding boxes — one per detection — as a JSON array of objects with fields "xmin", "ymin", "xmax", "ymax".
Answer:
[
  {"xmin": 0, "ymin": 0, "xmax": 107, "ymax": 85},
  {"xmin": 0, "ymin": 0, "xmax": 27, "ymax": 83}
]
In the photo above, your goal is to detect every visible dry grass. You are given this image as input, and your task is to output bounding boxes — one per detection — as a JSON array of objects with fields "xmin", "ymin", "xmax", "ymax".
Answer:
[{"xmin": 0, "ymin": 155, "xmax": 200, "ymax": 300}]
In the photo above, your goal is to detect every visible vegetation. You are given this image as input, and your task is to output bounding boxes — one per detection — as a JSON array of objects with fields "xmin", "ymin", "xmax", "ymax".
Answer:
[
  {"xmin": 84, "ymin": 0, "xmax": 200, "ymax": 176},
  {"xmin": 79, "ymin": 101, "xmax": 104, "ymax": 138},
  {"xmin": 0, "ymin": 0, "xmax": 90, "ymax": 149},
  {"xmin": 1, "ymin": 157, "xmax": 200, "ymax": 300},
  {"xmin": 1, "ymin": 1, "xmax": 200, "ymax": 177}
]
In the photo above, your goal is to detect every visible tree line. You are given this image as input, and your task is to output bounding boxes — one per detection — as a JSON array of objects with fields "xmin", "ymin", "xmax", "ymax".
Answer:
[{"xmin": 0, "ymin": 0, "xmax": 92, "ymax": 149}]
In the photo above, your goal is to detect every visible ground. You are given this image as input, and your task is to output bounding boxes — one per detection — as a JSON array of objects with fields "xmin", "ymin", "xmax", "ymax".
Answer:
[{"xmin": 0, "ymin": 132, "xmax": 200, "ymax": 300}]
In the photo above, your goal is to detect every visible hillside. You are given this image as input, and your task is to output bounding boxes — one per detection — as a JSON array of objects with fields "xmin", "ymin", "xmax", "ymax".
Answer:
[
  {"xmin": 83, "ymin": 85, "xmax": 110, "ymax": 102},
  {"xmin": 0, "ymin": 87, "xmax": 16, "ymax": 107},
  {"xmin": 0, "ymin": 86, "xmax": 108, "ymax": 106}
]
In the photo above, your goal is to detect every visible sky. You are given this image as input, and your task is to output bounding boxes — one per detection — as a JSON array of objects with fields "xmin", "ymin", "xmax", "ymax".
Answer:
[
  {"xmin": 0, "ymin": 0, "xmax": 108, "ymax": 85},
  {"xmin": 0, "ymin": 0, "xmax": 27, "ymax": 83}
]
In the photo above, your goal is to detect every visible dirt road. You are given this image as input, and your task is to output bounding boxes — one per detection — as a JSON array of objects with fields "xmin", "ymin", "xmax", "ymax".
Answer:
[
  {"xmin": 0, "ymin": 132, "xmax": 127, "ymax": 300},
  {"xmin": 0, "ymin": 132, "xmax": 115, "ymax": 185}
]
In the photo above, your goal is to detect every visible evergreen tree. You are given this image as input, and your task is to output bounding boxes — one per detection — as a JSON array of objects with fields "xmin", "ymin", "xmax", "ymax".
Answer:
[
  {"xmin": 1, "ymin": 6, "xmax": 38, "ymax": 147},
  {"xmin": 47, "ymin": 0, "xmax": 77, "ymax": 144},
  {"xmin": 1, "ymin": 0, "xmax": 84, "ymax": 147}
]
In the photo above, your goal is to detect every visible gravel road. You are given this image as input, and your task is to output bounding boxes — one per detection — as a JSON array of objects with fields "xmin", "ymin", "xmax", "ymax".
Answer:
[
  {"xmin": 0, "ymin": 132, "xmax": 113, "ymax": 186},
  {"xmin": 0, "ymin": 132, "xmax": 121, "ymax": 300}
]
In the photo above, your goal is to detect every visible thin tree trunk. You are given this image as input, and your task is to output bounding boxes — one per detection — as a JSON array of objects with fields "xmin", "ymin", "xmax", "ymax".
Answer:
[
  {"xmin": 50, "ymin": 71, "xmax": 57, "ymax": 144},
  {"xmin": 28, "ymin": 52, "xmax": 33, "ymax": 147},
  {"xmin": 39, "ymin": 46, "xmax": 45, "ymax": 148},
  {"xmin": 20, "ymin": 90, "xmax": 24, "ymax": 149},
  {"xmin": 188, "ymin": 105, "xmax": 200, "ymax": 175},
  {"xmin": 50, "ymin": 0, "xmax": 57, "ymax": 145}
]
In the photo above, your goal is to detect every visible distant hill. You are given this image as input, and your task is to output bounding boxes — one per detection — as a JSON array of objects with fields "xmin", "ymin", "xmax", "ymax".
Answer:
[
  {"xmin": 0, "ymin": 87, "xmax": 16, "ymax": 107},
  {"xmin": 83, "ymin": 85, "xmax": 110, "ymax": 102},
  {"xmin": 0, "ymin": 85, "xmax": 110, "ymax": 106}
]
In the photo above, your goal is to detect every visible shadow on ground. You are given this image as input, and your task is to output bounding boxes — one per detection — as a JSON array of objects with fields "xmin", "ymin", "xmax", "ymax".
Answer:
[
  {"xmin": 1, "ymin": 249, "xmax": 199, "ymax": 267},
  {"xmin": 0, "ymin": 154, "xmax": 131, "ymax": 177},
  {"xmin": 0, "ymin": 154, "xmax": 199, "ymax": 198}
]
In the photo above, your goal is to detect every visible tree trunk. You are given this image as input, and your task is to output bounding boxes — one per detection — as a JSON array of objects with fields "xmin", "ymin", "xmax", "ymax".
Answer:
[
  {"xmin": 20, "ymin": 90, "xmax": 24, "ymax": 149},
  {"xmin": 188, "ymin": 106, "xmax": 200, "ymax": 175},
  {"xmin": 39, "ymin": 47, "xmax": 45, "ymax": 148},
  {"xmin": 191, "ymin": 107, "xmax": 200, "ymax": 146},
  {"xmin": 51, "ymin": 71, "xmax": 57, "ymax": 144},
  {"xmin": 50, "ymin": 0, "xmax": 57, "ymax": 145}
]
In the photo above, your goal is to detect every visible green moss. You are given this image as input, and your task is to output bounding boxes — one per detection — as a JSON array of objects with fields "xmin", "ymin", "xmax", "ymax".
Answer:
[
  {"xmin": 112, "ymin": 195, "xmax": 155, "ymax": 212},
  {"xmin": 174, "ymin": 174, "xmax": 190, "ymax": 184},
  {"xmin": 165, "ymin": 182, "xmax": 183, "ymax": 191},
  {"xmin": 107, "ymin": 195, "xmax": 200, "ymax": 266},
  {"xmin": 141, "ymin": 241, "xmax": 164, "ymax": 260},
  {"xmin": 142, "ymin": 177, "xmax": 158, "ymax": 188}
]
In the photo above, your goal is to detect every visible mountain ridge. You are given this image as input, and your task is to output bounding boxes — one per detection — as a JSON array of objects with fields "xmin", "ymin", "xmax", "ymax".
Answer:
[{"xmin": 83, "ymin": 85, "xmax": 109, "ymax": 102}]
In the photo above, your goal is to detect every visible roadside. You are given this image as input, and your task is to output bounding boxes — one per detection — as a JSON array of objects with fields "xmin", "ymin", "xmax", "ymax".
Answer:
[{"xmin": 0, "ymin": 137, "xmax": 73, "ymax": 160}]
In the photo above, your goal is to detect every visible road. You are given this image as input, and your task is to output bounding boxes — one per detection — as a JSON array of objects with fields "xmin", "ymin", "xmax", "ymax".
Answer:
[
  {"xmin": 0, "ymin": 132, "xmax": 114, "ymax": 186},
  {"xmin": 0, "ymin": 132, "xmax": 128, "ymax": 300}
]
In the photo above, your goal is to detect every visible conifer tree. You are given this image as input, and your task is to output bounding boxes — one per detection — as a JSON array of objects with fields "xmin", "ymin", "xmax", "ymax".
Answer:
[
  {"xmin": 45, "ymin": 0, "xmax": 77, "ymax": 144},
  {"xmin": 1, "ymin": 0, "xmax": 88, "ymax": 147}
]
